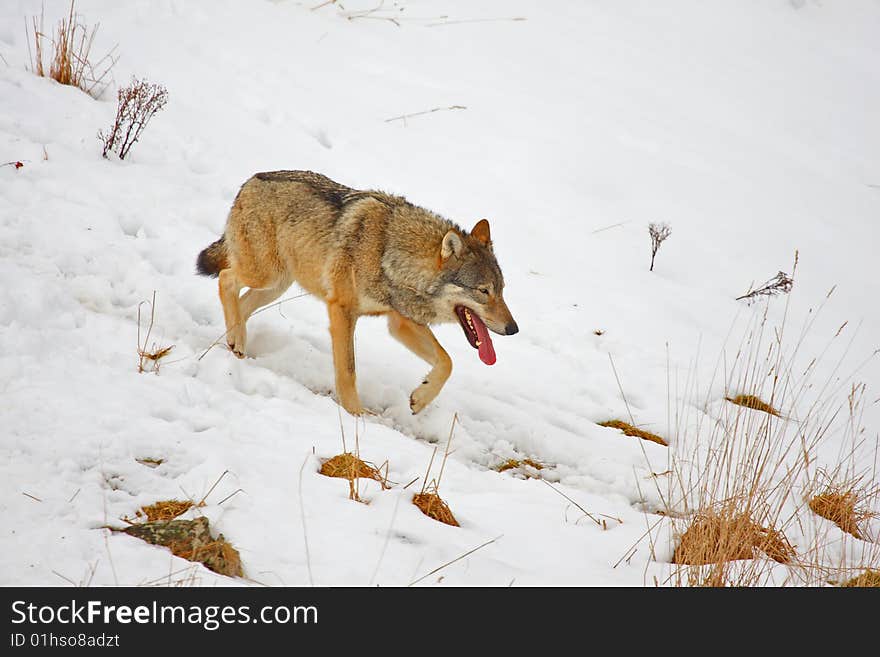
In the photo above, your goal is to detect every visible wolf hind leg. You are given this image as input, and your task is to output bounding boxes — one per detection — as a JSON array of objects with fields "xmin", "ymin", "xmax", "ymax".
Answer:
[
  {"xmin": 328, "ymin": 300, "xmax": 363, "ymax": 416},
  {"xmin": 239, "ymin": 282, "xmax": 289, "ymax": 323},
  {"xmin": 218, "ymin": 269, "xmax": 246, "ymax": 358},
  {"xmin": 387, "ymin": 311, "xmax": 452, "ymax": 414}
]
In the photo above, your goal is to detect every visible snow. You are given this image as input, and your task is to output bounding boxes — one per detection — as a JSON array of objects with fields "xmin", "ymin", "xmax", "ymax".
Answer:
[{"xmin": 1, "ymin": 0, "xmax": 878, "ymax": 587}]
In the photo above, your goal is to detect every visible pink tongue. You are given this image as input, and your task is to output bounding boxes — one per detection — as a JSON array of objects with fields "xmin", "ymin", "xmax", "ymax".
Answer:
[{"xmin": 471, "ymin": 312, "xmax": 496, "ymax": 365}]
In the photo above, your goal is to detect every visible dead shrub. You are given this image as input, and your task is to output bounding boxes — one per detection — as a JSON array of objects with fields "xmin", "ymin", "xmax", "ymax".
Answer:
[{"xmin": 100, "ymin": 77, "xmax": 168, "ymax": 160}]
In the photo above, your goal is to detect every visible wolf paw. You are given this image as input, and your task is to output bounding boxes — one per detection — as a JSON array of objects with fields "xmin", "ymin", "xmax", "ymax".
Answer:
[
  {"xmin": 227, "ymin": 342, "xmax": 245, "ymax": 359},
  {"xmin": 409, "ymin": 384, "xmax": 436, "ymax": 415}
]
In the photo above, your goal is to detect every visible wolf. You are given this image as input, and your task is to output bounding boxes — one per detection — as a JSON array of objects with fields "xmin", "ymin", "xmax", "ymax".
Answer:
[{"xmin": 196, "ymin": 170, "xmax": 518, "ymax": 415}]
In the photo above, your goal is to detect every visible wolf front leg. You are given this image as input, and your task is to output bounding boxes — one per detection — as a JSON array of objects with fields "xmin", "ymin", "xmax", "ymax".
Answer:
[
  {"xmin": 387, "ymin": 311, "xmax": 452, "ymax": 414},
  {"xmin": 327, "ymin": 300, "xmax": 363, "ymax": 416}
]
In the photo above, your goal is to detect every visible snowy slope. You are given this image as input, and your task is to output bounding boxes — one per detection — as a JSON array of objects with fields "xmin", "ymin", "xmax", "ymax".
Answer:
[{"xmin": 1, "ymin": 0, "xmax": 878, "ymax": 586}]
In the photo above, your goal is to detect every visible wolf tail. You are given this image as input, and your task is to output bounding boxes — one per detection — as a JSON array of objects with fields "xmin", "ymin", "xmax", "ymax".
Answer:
[{"xmin": 196, "ymin": 236, "xmax": 228, "ymax": 277}]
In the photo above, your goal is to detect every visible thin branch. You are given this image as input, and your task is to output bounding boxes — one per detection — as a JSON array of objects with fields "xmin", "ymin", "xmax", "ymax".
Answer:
[
  {"xmin": 299, "ymin": 455, "xmax": 314, "ymax": 586},
  {"xmin": 409, "ymin": 535, "xmax": 502, "ymax": 586},
  {"xmin": 541, "ymin": 479, "xmax": 602, "ymax": 527},
  {"xmin": 385, "ymin": 105, "xmax": 466, "ymax": 124}
]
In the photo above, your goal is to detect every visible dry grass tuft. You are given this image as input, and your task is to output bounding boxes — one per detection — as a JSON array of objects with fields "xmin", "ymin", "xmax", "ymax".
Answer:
[
  {"xmin": 412, "ymin": 492, "xmax": 459, "ymax": 527},
  {"xmin": 807, "ymin": 476, "xmax": 878, "ymax": 540},
  {"xmin": 320, "ymin": 452, "xmax": 389, "ymax": 502},
  {"xmin": 135, "ymin": 457, "xmax": 164, "ymax": 468},
  {"xmin": 672, "ymin": 501, "xmax": 795, "ymax": 577},
  {"xmin": 141, "ymin": 499, "xmax": 193, "ymax": 522},
  {"xmin": 725, "ymin": 394, "xmax": 780, "ymax": 416},
  {"xmin": 412, "ymin": 413, "xmax": 460, "ymax": 526},
  {"xmin": 27, "ymin": 1, "xmax": 117, "ymax": 99},
  {"xmin": 840, "ymin": 570, "xmax": 880, "ymax": 588},
  {"xmin": 599, "ymin": 419, "xmax": 668, "ymax": 446},
  {"xmin": 494, "ymin": 458, "xmax": 544, "ymax": 475},
  {"xmin": 320, "ymin": 452, "xmax": 388, "ymax": 485}
]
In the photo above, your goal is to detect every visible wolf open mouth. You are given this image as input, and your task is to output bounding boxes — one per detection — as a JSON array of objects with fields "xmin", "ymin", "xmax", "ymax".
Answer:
[{"xmin": 455, "ymin": 305, "xmax": 496, "ymax": 365}]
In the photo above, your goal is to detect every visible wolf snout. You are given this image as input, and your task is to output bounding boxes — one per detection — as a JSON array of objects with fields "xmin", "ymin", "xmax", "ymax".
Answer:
[{"xmin": 505, "ymin": 320, "xmax": 518, "ymax": 335}]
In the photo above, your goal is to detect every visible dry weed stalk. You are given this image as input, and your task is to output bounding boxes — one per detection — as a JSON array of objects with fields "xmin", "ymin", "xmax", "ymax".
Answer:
[
  {"xmin": 736, "ymin": 270, "xmax": 795, "ymax": 304},
  {"xmin": 648, "ymin": 222, "xmax": 671, "ymax": 272},
  {"xmin": 137, "ymin": 291, "xmax": 174, "ymax": 373},
  {"xmin": 26, "ymin": 1, "xmax": 117, "ymax": 98}
]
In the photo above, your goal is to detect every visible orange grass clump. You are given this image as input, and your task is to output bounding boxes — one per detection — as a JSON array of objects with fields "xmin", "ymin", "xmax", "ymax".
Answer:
[
  {"xmin": 413, "ymin": 492, "xmax": 459, "ymax": 527},
  {"xmin": 725, "ymin": 394, "xmax": 780, "ymax": 417},
  {"xmin": 840, "ymin": 570, "xmax": 880, "ymax": 588},
  {"xmin": 809, "ymin": 489, "xmax": 867, "ymax": 539},
  {"xmin": 599, "ymin": 420, "xmax": 668, "ymax": 446},
  {"xmin": 673, "ymin": 503, "xmax": 795, "ymax": 568},
  {"xmin": 141, "ymin": 499, "xmax": 193, "ymax": 522},
  {"xmin": 495, "ymin": 458, "xmax": 544, "ymax": 473},
  {"xmin": 320, "ymin": 452, "xmax": 389, "ymax": 502},
  {"xmin": 320, "ymin": 453, "xmax": 388, "ymax": 486}
]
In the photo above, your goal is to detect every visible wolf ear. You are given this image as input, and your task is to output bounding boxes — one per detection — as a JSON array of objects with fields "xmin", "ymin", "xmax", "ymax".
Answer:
[
  {"xmin": 471, "ymin": 219, "xmax": 492, "ymax": 248},
  {"xmin": 440, "ymin": 230, "xmax": 464, "ymax": 262}
]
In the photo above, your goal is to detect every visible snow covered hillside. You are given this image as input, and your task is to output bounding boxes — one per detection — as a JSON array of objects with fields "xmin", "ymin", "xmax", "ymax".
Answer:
[{"xmin": 1, "ymin": 0, "xmax": 878, "ymax": 586}]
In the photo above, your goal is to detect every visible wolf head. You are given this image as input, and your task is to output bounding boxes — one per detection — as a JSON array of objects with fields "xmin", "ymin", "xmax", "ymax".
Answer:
[{"xmin": 433, "ymin": 219, "xmax": 518, "ymax": 365}]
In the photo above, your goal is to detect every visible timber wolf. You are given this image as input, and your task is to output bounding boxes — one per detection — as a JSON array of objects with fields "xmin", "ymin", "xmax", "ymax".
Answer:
[{"xmin": 196, "ymin": 170, "xmax": 518, "ymax": 415}]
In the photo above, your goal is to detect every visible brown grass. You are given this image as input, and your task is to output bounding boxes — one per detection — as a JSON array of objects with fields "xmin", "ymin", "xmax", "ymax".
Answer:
[
  {"xmin": 27, "ymin": 1, "xmax": 117, "ymax": 99},
  {"xmin": 413, "ymin": 492, "xmax": 459, "ymax": 527},
  {"xmin": 171, "ymin": 537, "xmax": 243, "ymax": 578},
  {"xmin": 725, "ymin": 394, "xmax": 780, "ymax": 416},
  {"xmin": 807, "ymin": 476, "xmax": 878, "ymax": 540},
  {"xmin": 840, "ymin": 570, "xmax": 880, "ymax": 587},
  {"xmin": 673, "ymin": 501, "xmax": 796, "ymax": 580},
  {"xmin": 135, "ymin": 457, "xmax": 164, "ymax": 468},
  {"xmin": 599, "ymin": 419, "xmax": 668, "ymax": 446},
  {"xmin": 320, "ymin": 452, "xmax": 389, "ymax": 502},
  {"xmin": 495, "ymin": 458, "xmax": 544, "ymax": 474},
  {"xmin": 141, "ymin": 500, "xmax": 193, "ymax": 522}
]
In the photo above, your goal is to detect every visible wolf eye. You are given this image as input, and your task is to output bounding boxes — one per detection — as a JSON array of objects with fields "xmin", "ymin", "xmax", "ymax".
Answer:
[{"xmin": 478, "ymin": 287, "xmax": 490, "ymax": 295}]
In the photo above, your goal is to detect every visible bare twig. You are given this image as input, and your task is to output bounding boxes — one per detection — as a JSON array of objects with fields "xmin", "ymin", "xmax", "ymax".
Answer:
[
  {"xmin": 541, "ymin": 479, "xmax": 602, "ymax": 527},
  {"xmin": 197, "ymin": 470, "xmax": 230, "ymax": 507},
  {"xmin": 299, "ymin": 455, "xmax": 314, "ymax": 586},
  {"xmin": 197, "ymin": 292, "xmax": 311, "ymax": 361},
  {"xmin": 409, "ymin": 535, "xmax": 502, "ymax": 586},
  {"xmin": 427, "ymin": 17, "xmax": 526, "ymax": 27},
  {"xmin": 385, "ymin": 105, "xmax": 466, "ymax": 124}
]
